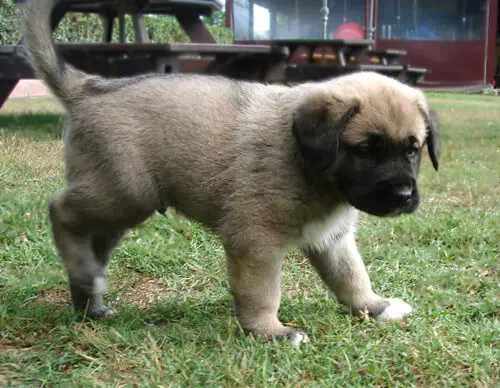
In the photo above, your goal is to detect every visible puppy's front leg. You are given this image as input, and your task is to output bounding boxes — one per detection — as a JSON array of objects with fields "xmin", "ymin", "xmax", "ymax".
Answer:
[
  {"xmin": 305, "ymin": 232, "xmax": 412, "ymax": 321},
  {"xmin": 226, "ymin": 237, "xmax": 309, "ymax": 346}
]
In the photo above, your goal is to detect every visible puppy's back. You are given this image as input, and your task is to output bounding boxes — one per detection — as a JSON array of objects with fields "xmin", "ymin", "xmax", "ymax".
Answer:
[{"xmin": 63, "ymin": 74, "xmax": 288, "ymax": 227}]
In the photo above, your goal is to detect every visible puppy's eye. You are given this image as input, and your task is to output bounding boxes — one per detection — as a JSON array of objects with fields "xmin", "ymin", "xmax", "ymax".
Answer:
[
  {"xmin": 356, "ymin": 143, "xmax": 372, "ymax": 154},
  {"xmin": 348, "ymin": 135, "xmax": 380, "ymax": 157},
  {"xmin": 351, "ymin": 143, "xmax": 373, "ymax": 157},
  {"xmin": 406, "ymin": 146, "xmax": 419, "ymax": 158}
]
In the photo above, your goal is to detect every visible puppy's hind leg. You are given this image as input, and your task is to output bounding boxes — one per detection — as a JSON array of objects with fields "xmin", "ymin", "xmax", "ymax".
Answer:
[
  {"xmin": 88, "ymin": 230, "xmax": 126, "ymax": 315},
  {"xmin": 93, "ymin": 230, "xmax": 126, "ymax": 266},
  {"xmin": 49, "ymin": 191, "xmax": 118, "ymax": 318}
]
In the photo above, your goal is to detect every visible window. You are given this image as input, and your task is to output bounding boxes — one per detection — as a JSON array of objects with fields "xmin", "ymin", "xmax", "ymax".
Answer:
[
  {"xmin": 377, "ymin": 0, "xmax": 487, "ymax": 41},
  {"xmin": 232, "ymin": 0, "xmax": 366, "ymax": 41},
  {"xmin": 253, "ymin": 4, "xmax": 271, "ymax": 39},
  {"xmin": 233, "ymin": 0, "xmax": 251, "ymax": 40}
]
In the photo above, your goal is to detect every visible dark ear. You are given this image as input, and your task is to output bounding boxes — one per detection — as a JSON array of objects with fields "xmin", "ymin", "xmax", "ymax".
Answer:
[
  {"xmin": 292, "ymin": 96, "xmax": 360, "ymax": 171},
  {"xmin": 424, "ymin": 107, "xmax": 440, "ymax": 171}
]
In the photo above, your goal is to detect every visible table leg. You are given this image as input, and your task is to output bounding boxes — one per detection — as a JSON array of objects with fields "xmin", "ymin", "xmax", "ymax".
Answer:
[
  {"xmin": 102, "ymin": 11, "xmax": 115, "ymax": 43},
  {"xmin": 176, "ymin": 12, "xmax": 217, "ymax": 44},
  {"xmin": 338, "ymin": 48, "xmax": 347, "ymax": 67},
  {"xmin": 0, "ymin": 80, "xmax": 18, "ymax": 109},
  {"xmin": 133, "ymin": 12, "xmax": 149, "ymax": 43},
  {"xmin": 119, "ymin": 13, "xmax": 126, "ymax": 43}
]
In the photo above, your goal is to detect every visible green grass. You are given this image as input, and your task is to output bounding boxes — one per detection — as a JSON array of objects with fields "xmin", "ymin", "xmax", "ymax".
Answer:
[{"xmin": 0, "ymin": 94, "xmax": 498, "ymax": 386}]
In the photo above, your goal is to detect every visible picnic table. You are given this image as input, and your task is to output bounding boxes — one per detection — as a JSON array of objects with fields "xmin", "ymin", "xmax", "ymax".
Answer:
[
  {"xmin": 0, "ymin": 0, "xmax": 289, "ymax": 107},
  {"xmin": 1, "ymin": 0, "xmax": 430, "ymax": 108},
  {"xmin": 47, "ymin": 0, "xmax": 221, "ymax": 44}
]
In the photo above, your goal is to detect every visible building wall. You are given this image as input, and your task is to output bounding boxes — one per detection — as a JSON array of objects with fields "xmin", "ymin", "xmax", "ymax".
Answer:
[
  {"xmin": 226, "ymin": 0, "xmax": 499, "ymax": 86},
  {"xmin": 374, "ymin": 0, "xmax": 497, "ymax": 86},
  {"xmin": 377, "ymin": 40, "xmax": 486, "ymax": 86}
]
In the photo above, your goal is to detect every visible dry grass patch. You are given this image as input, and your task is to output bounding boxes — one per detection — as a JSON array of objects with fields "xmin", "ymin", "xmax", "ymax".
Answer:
[
  {"xmin": 0, "ymin": 135, "xmax": 63, "ymax": 184},
  {"xmin": 114, "ymin": 274, "xmax": 174, "ymax": 310},
  {"xmin": 36, "ymin": 287, "xmax": 71, "ymax": 309},
  {"xmin": 1, "ymin": 97, "xmax": 64, "ymax": 114}
]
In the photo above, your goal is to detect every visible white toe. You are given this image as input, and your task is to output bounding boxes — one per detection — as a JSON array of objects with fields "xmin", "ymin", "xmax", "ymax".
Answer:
[
  {"xmin": 375, "ymin": 298, "xmax": 413, "ymax": 321},
  {"xmin": 289, "ymin": 331, "xmax": 310, "ymax": 347},
  {"xmin": 102, "ymin": 308, "xmax": 115, "ymax": 319}
]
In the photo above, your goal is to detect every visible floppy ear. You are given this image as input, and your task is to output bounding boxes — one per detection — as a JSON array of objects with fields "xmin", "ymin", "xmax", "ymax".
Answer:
[
  {"xmin": 292, "ymin": 95, "xmax": 360, "ymax": 171},
  {"xmin": 424, "ymin": 107, "xmax": 440, "ymax": 171}
]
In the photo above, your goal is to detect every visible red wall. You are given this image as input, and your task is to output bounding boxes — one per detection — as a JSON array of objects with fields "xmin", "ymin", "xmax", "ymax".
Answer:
[
  {"xmin": 376, "ymin": 0, "xmax": 498, "ymax": 87},
  {"xmin": 376, "ymin": 40, "xmax": 487, "ymax": 86},
  {"xmin": 486, "ymin": 0, "xmax": 499, "ymax": 82}
]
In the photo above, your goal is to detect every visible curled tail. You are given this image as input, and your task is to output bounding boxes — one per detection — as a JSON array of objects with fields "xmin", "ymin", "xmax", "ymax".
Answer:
[{"xmin": 21, "ymin": 0, "xmax": 87, "ymax": 105}]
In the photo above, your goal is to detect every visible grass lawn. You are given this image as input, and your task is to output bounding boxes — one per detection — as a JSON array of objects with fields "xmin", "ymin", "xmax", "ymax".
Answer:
[{"xmin": 0, "ymin": 93, "xmax": 498, "ymax": 386}]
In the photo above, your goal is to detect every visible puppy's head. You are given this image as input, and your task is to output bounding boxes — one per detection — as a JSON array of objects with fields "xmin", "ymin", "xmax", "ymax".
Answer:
[{"xmin": 292, "ymin": 72, "xmax": 440, "ymax": 217}]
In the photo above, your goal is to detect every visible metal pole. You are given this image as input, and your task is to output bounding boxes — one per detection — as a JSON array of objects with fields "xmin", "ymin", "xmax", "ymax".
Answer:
[
  {"xmin": 249, "ymin": 0, "xmax": 254, "ymax": 40},
  {"xmin": 368, "ymin": 0, "xmax": 375, "ymax": 40},
  {"xmin": 320, "ymin": 0, "xmax": 329, "ymax": 39}
]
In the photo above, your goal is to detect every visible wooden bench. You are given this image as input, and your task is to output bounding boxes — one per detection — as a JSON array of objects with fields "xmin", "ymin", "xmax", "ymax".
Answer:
[
  {"xmin": 365, "ymin": 49, "xmax": 407, "ymax": 65},
  {"xmin": 401, "ymin": 66, "xmax": 429, "ymax": 85},
  {"xmin": 263, "ymin": 39, "xmax": 373, "ymax": 67},
  {"xmin": 285, "ymin": 63, "xmax": 405, "ymax": 83}
]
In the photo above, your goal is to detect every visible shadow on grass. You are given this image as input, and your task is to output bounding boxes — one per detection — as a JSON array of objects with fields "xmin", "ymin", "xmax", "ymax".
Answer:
[
  {"xmin": 0, "ymin": 113, "xmax": 64, "ymax": 140},
  {"xmin": 9, "ymin": 289, "xmax": 342, "ymax": 332}
]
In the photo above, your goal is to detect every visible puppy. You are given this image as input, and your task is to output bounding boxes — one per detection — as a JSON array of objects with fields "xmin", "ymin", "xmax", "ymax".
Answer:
[{"xmin": 22, "ymin": 0, "xmax": 439, "ymax": 345}]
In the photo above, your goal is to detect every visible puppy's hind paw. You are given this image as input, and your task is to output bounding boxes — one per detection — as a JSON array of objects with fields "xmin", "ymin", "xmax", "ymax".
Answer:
[
  {"xmin": 96, "ymin": 307, "xmax": 116, "ymax": 319},
  {"xmin": 374, "ymin": 298, "xmax": 413, "ymax": 322},
  {"xmin": 79, "ymin": 305, "xmax": 115, "ymax": 319}
]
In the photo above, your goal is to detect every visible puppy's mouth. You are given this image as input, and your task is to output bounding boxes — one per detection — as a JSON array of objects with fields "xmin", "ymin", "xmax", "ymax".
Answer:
[
  {"xmin": 384, "ymin": 199, "xmax": 419, "ymax": 217},
  {"xmin": 346, "ymin": 185, "xmax": 420, "ymax": 217}
]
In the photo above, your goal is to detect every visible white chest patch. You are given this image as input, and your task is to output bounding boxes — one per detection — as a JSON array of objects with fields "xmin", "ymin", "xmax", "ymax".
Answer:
[{"xmin": 299, "ymin": 205, "xmax": 358, "ymax": 250}]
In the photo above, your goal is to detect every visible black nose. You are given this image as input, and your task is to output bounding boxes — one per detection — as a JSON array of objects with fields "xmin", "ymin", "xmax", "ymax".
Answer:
[
  {"xmin": 392, "ymin": 184, "xmax": 413, "ymax": 200},
  {"xmin": 378, "ymin": 178, "xmax": 415, "ymax": 202}
]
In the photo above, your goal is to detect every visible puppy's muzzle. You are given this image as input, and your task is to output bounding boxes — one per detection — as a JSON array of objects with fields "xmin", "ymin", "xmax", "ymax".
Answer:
[
  {"xmin": 391, "ymin": 181, "xmax": 414, "ymax": 202},
  {"xmin": 379, "ymin": 177, "xmax": 418, "ymax": 214}
]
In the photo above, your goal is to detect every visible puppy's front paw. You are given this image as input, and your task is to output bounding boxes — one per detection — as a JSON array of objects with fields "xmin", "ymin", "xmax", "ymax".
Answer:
[
  {"xmin": 374, "ymin": 298, "xmax": 412, "ymax": 321},
  {"xmin": 285, "ymin": 328, "xmax": 310, "ymax": 348},
  {"xmin": 245, "ymin": 326, "xmax": 310, "ymax": 347}
]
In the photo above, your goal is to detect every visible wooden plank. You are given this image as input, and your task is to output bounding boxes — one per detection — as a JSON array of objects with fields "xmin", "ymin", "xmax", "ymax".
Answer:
[
  {"xmin": 0, "ymin": 46, "xmax": 16, "ymax": 55},
  {"xmin": 366, "ymin": 49, "xmax": 407, "ymax": 56},
  {"xmin": 365, "ymin": 49, "xmax": 407, "ymax": 65},
  {"xmin": 56, "ymin": 43, "xmax": 289, "ymax": 56},
  {"xmin": 266, "ymin": 39, "xmax": 373, "ymax": 48},
  {"xmin": 57, "ymin": 0, "xmax": 220, "ymax": 16},
  {"xmin": 176, "ymin": 11, "xmax": 217, "ymax": 44},
  {"xmin": 285, "ymin": 62, "xmax": 407, "ymax": 83},
  {"xmin": 359, "ymin": 64, "xmax": 404, "ymax": 72}
]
